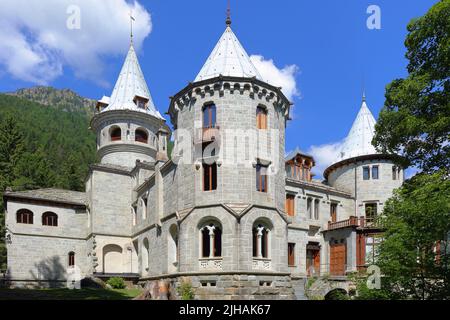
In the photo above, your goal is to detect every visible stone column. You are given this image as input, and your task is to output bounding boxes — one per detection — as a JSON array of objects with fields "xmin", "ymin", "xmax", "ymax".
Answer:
[
  {"xmin": 206, "ymin": 225, "xmax": 216, "ymax": 258},
  {"xmin": 256, "ymin": 226, "xmax": 265, "ymax": 258}
]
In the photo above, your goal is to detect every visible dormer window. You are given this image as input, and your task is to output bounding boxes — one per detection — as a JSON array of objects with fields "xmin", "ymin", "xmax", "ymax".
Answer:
[{"xmin": 133, "ymin": 95, "xmax": 149, "ymax": 110}]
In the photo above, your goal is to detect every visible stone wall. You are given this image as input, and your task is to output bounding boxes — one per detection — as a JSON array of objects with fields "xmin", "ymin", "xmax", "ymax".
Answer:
[{"xmin": 140, "ymin": 273, "xmax": 295, "ymax": 300}]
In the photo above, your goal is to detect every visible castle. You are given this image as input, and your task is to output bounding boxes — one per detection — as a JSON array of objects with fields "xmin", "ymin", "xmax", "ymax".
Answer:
[{"xmin": 3, "ymin": 17, "xmax": 404, "ymax": 299}]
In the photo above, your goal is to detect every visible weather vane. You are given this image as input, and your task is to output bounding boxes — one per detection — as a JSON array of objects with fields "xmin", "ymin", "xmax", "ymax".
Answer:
[
  {"xmin": 226, "ymin": 0, "xmax": 231, "ymax": 26},
  {"xmin": 129, "ymin": 11, "xmax": 135, "ymax": 43}
]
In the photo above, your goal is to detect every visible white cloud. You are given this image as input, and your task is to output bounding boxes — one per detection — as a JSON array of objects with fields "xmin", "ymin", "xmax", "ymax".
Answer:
[
  {"xmin": 250, "ymin": 55, "xmax": 299, "ymax": 101},
  {"xmin": 0, "ymin": 0, "xmax": 152, "ymax": 86},
  {"xmin": 307, "ymin": 141, "xmax": 344, "ymax": 179}
]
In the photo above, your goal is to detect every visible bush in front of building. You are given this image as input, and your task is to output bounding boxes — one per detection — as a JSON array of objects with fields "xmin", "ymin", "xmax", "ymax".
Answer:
[{"xmin": 106, "ymin": 277, "xmax": 126, "ymax": 289}]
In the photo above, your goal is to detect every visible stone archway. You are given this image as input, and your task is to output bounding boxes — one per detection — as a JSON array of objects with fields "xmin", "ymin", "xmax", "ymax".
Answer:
[
  {"xmin": 324, "ymin": 288, "xmax": 348, "ymax": 300},
  {"xmin": 103, "ymin": 244, "xmax": 123, "ymax": 274}
]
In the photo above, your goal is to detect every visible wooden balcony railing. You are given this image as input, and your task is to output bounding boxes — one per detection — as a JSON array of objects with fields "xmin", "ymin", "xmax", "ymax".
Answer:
[
  {"xmin": 194, "ymin": 126, "xmax": 220, "ymax": 144},
  {"xmin": 327, "ymin": 216, "xmax": 379, "ymax": 231}
]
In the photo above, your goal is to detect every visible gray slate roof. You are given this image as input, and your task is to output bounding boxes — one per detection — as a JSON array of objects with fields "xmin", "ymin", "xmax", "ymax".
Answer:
[{"xmin": 4, "ymin": 188, "xmax": 86, "ymax": 206}]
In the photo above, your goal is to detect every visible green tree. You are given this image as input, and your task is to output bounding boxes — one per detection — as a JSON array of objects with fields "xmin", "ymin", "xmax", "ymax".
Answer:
[
  {"xmin": 373, "ymin": 0, "xmax": 450, "ymax": 173},
  {"xmin": 0, "ymin": 115, "xmax": 25, "ymax": 184},
  {"xmin": 376, "ymin": 171, "xmax": 450, "ymax": 299},
  {"xmin": 0, "ymin": 115, "xmax": 26, "ymax": 271},
  {"xmin": 11, "ymin": 148, "xmax": 54, "ymax": 190}
]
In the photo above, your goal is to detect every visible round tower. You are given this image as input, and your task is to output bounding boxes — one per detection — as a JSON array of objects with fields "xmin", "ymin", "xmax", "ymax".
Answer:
[
  {"xmin": 165, "ymin": 18, "xmax": 294, "ymax": 298},
  {"xmin": 324, "ymin": 95, "xmax": 404, "ymax": 219},
  {"xmin": 90, "ymin": 44, "xmax": 170, "ymax": 168},
  {"xmin": 168, "ymin": 22, "xmax": 291, "ymax": 213}
]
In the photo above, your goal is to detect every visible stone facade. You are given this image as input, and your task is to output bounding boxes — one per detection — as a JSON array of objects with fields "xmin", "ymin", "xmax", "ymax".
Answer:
[{"xmin": 3, "ymin": 22, "xmax": 405, "ymax": 299}]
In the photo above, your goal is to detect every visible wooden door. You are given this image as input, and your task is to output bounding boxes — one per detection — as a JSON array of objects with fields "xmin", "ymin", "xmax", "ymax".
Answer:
[
  {"xmin": 330, "ymin": 243, "xmax": 346, "ymax": 276},
  {"xmin": 306, "ymin": 249, "xmax": 320, "ymax": 276}
]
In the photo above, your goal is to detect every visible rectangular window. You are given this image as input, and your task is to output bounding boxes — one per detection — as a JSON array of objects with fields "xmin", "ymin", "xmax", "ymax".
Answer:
[
  {"xmin": 330, "ymin": 203, "xmax": 338, "ymax": 223},
  {"xmin": 256, "ymin": 164, "xmax": 268, "ymax": 193},
  {"xmin": 203, "ymin": 104, "xmax": 216, "ymax": 128},
  {"xmin": 288, "ymin": 243, "xmax": 296, "ymax": 266},
  {"xmin": 285, "ymin": 194, "xmax": 295, "ymax": 217},
  {"xmin": 372, "ymin": 165, "xmax": 379, "ymax": 180},
  {"xmin": 203, "ymin": 163, "xmax": 217, "ymax": 191},
  {"xmin": 307, "ymin": 198, "xmax": 313, "ymax": 219},
  {"xmin": 314, "ymin": 199, "xmax": 320, "ymax": 220},
  {"xmin": 363, "ymin": 166, "xmax": 370, "ymax": 180},
  {"xmin": 256, "ymin": 106, "xmax": 268, "ymax": 129},
  {"xmin": 365, "ymin": 203, "xmax": 378, "ymax": 225},
  {"xmin": 392, "ymin": 166, "xmax": 401, "ymax": 180}
]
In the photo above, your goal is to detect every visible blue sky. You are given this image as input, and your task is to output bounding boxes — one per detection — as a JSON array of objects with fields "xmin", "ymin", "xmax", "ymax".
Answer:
[{"xmin": 0, "ymin": 0, "xmax": 437, "ymax": 175}]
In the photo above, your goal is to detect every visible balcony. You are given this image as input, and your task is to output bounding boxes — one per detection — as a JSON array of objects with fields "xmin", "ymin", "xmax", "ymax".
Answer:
[
  {"xmin": 199, "ymin": 258, "xmax": 223, "ymax": 271},
  {"xmin": 194, "ymin": 126, "xmax": 220, "ymax": 145},
  {"xmin": 327, "ymin": 216, "xmax": 379, "ymax": 231}
]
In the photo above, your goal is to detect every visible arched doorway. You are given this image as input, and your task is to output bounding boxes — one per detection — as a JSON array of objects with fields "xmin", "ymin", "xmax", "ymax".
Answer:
[{"xmin": 103, "ymin": 244, "xmax": 123, "ymax": 274}]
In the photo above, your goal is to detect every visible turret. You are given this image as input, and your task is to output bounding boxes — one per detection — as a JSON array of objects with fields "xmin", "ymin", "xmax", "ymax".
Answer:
[
  {"xmin": 324, "ymin": 95, "xmax": 404, "ymax": 219},
  {"xmin": 90, "ymin": 43, "xmax": 169, "ymax": 168}
]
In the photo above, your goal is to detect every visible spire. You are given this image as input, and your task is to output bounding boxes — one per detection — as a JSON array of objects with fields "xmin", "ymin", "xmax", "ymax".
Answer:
[
  {"xmin": 194, "ymin": 23, "xmax": 262, "ymax": 82},
  {"xmin": 335, "ymin": 98, "xmax": 377, "ymax": 162},
  {"xmin": 100, "ymin": 44, "xmax": 163, "ymax": 119}
]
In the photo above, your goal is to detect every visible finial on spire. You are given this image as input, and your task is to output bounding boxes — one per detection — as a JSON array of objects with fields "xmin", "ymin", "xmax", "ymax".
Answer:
[
  {"xmin": 129, "ymin": 11, "xmax": 135, "ymax": 44},
  {"xmin": 226, "ymin": 0, "xmax": 231, "ymax": 26},
  {"xmin": 362, "ymin": 89, "xmax": 366, "ymax": 102}
]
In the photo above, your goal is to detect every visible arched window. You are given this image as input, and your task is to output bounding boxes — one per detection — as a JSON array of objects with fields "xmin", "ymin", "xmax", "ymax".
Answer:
[
  {"xmin": 142, "ymin": 238, "xmax": 149, "ymax": 273},
  {"xmin": 140, "ymin": 197, "xmax": 148, "ymax": 219},
  {"xmin": 16, "ymin": 209, "xmax": 33, "ymax": 224},
  {"xmin": 131, "ymin": 206, "xmax": 137, "ymax": 226},
  {"xmin": 68, "ymin": 251, "xmax": 75, "ymax": 267},
  {"xmin": 200, "ymin": 222, "xmax": 222, "ymax": 258},
  {"xmin": 110, "ymin": 126, "xmax": 122, "ymax": 141},
  {"xmin": 135, "ymin": 129, "xmax": 148, "ymax": 144},
  {"xmin": 42, "ymin": 212, "xmax": 58, "ymax": 226},
  {"xmin": 168, "ymin": 225, "xmax": 178, "ymax": 272},
  {"xmin": 252, "ymin": 222, "xmax": 271, "ymax": 258}
]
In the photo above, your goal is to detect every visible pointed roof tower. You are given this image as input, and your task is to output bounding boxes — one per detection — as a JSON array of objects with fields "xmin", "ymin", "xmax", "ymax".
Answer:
[
  {"xmin": 194, "ymin": 14, "xmax": 262, "ymax": 82},
  {"xmin": 100, "ymin": 43, "xmax": 163, "ymax": 119},
  {"xmin": 336, "ymin": 96, "xmax": 377, "ymax": 162}
]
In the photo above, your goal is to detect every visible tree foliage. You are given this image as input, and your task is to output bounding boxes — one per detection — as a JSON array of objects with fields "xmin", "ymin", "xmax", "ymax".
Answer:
[
  {"xmin": 376, "ymin": 171, "xmax": 450, "ymax": 299},
  {"xmin": 373, "ymin": 0, "xmax": 450, "ymax": 172}
]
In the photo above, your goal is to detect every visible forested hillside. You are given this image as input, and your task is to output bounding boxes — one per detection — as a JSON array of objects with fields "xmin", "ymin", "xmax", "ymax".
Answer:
[
  {"xmin": 0, "ymin": 89, "xmax": 97, "ymax": 271},
  {"xmin": 8, "ymin": 86, "xmax": 96, "ymax": 117}
]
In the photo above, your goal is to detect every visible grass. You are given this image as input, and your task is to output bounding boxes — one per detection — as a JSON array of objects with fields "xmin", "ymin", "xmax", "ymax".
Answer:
[{"xmin": 0, "ymin": 288, "xmax": 142, "ymax": 300}]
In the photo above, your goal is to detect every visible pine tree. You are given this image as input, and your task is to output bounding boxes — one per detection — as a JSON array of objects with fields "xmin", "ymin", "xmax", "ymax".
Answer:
[{"xmin": 0, "ymin": 115, "xmax": 25, "ymax": 272}]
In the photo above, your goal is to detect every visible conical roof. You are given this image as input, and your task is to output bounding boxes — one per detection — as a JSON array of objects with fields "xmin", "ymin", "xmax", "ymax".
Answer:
[
  {"xmin": 195, "ymin": 26, "xmax": 262, "ymax": 82},
  {"xmin": 101, "ymin": 44, "xmax": 163, "ymax": 119},
  {"xmin": 336, "ymin": 97, "xmax": 377, "ymax": 162}
]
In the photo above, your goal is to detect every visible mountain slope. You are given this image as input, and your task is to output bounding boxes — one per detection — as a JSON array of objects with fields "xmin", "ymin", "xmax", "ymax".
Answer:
[
  {"xmin": 7, "ymin": 86, "xmax": 96, "ymax": 117},
  {"xmin": 0, "ymin": 93, "xmax": 97, "ymax": 191}
]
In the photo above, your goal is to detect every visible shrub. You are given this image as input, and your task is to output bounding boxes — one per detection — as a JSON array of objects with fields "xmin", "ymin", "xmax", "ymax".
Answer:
[
  {"xmin": 107, "ymin": 277, "xmax": 126, "ymax": 289},
  {"xmin": 177, "ymin": 279, "xmax": 195, "ymax": 300}
]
